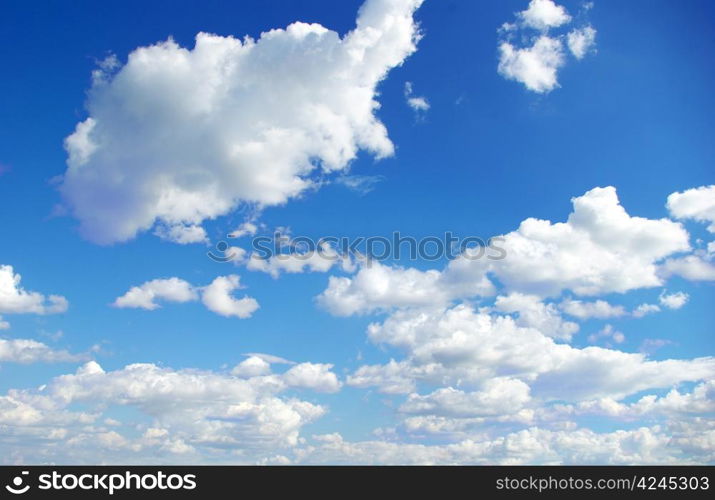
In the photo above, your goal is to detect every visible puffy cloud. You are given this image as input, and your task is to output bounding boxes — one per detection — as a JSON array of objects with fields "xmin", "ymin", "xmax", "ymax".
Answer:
[
  {"xmin": 560, "ymin": 298, "xmax": 626, "ymax": 320},
  {"xmin": 60, "ymin": 0, "xmax": 425, "ymax": 244},
  {"xmin": 201, "ymin": 275, "xmax": 259, "ymax": 318},
  {"xmin": 632, "ymin": 303, "xmax": 661, "ymax": 318},
  {"xmin": 567, "ymin": 25, "xmax": 597, "ymax": 59},
  {"xmin": 667, "ymin": 185, "xmax": 715, "ymax": 232},
  {"xmin": 320, "ymin": 187, "xmax": 691, "ymax": 316},
  {"xmin": 659, "ymin": 291, "xmax": 689, "ymax": 310},
  {"xmin": 351, "ymin": 304, "xmax": 714, "ymax": 401},
  {"xmin": 112, "ymin": 277, "xmax": 197, "ymax": 310},
  {"xmin": 494, "ymin": 293, "xmax": 578, "ymax": 340},
  {"xmin": 485, "ymin": 187, "xmax": 690, "ymax": 296},
  {"xmin": 400, "ymin": 378, "xmax": 531, "ymax": 418},
  {"xmin": 114, "ymin": 275, "xmax": 258, "ymax": 318},
  {"xmin": 587, "ymin": 324, "xmax": 625, "ymax": 345},
  {"xmin": 297, "ymin": 423, "xmax": 712, "ymax": 464},
  {"xmin": 518, "ymin": 0, "xmax": 571, "ymax": 31},
  {"xmin": 283, "ymin": 363, "xmax": 342, "ymax": 393},
  {"xmin": 232, "ymin": 355, "xmax": 272, "ymax": 378},
  {"xmin": 498, "ymin": 1, "xmax": 596, "ymax": 93},
  {"xmin": 498, "ymin": 36, "xmax": 565, "ymax": 93},
  {"xmin": 661, "ymin": 254, "xmax": 715, "ymax": 281},
  {"xmin": 0, "ymin": 360, "xmax": 340, "ymax": 463},
  {"xmin": 0, "ymin": 265, "xmax": 69, "ymax": 322},
  {"xmin": 247, "ymin": 244, "xmax": 353, "ymax": 278},
  {"xmin": 318, "ymin": 261, "xmax": 494, "ymax": 316},
  {"xmin": 154, "ymin": 223, "xmax": 208, "ymax": 245},
  {"xmin": 0, "ymin": 338, "xmax": 85, "ymax": 364},
  {"xmin": 229, "ymin": 222, "xmax": 258, "ymax": 239},
  {"xmin": 404, "ymin": 81, "xmax": 430, "ymax": 112}
]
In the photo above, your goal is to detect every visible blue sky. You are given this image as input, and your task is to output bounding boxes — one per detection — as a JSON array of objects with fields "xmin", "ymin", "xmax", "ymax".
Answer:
[{"xmin": 0, "ymin": 0, "xmax": 714, "ymax": 464}]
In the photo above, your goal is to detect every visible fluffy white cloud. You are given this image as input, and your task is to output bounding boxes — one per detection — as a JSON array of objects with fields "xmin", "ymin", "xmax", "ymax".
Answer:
[
  {"xmin": 667, "ymin": 185, "xmax": 715, "ymax": 232},
  {"xmin": 498, "ymin": 36, "xmax": 565, "ymax": 93},
  {"xmin": 113, "ymin": 277, "xmax": 198, "ymax": 310},
  {"xmin": 247, "ymin": 244, "xmax": 353, "ymax": 278},
  {"xmin": 485, "ymin": 187, "xmax": 690, "ymax": 296},
  {"xmin": 0, "ymin": 265, "xmax": 69, "ymax": 320},
  {"xmin": 320, "ymin": 187, "xmax": 691, "ymax": 316},
  {"xmin": 154, "ymin": 223, "xmax": 208, "ymax": 245},
  {"xmin": 661, "ymin": 254, "xmax": 715, "ymax": 281},
  {"xmin": 350, "ymin": 304, "xmax": 714, "ymax": 401},
  {"xmin": 404, "ymin": 81, "xmax": 430, "ymax": 112},
  {"xmin": 567, "ymin": 25, "xmax": 597, "ymax": 59},
  {"xmin": 560, "ymin": 298, "xmax": 626, "ymax": 319},
  {"xmin": 400, "ymin": 378, "xmax": 531, "ymax": 418},
  {"xmin": 0, "ymin": 338, "xmax": 85, "ymax": 364},
  {"xmin": 518, "ymin": 0, "xmax": 571, "ymax": 30},
  {"xmin": 114, "ymin": 275, "xmax": 258, "ymax": 318},
  {"xmin": 494, "ymin": 293, "xmax": 578, "ymax": 340},
  {"xmin": 0, "ymin": 359, "xmax": 340, "ymax": 463},
  {"xmin": 632, "ymin": 303, "xmax": 661, "ymax": 318},
  {"xmin": 297, "ymin": 421, "xmax": 713, "ymax": 464},
  {"xmin": 283, "ymin": 363, "xmax": 342, "ymax": 393},
  {"xmin": 60, "ymin": 0, "xmax": 425, "ymax": 244},
  {"xmin": 498, "ymin": 1, "xmax": 596, "ymax": 93},
  {"xmin": 318, "ymin": 261, "xmax": 494, "ymax": 316},
  {"xmin": 587, "ymin": 324, "xmax": 625, "ymax": 345},
  {"xmin": 201, "ymin": 275, "xmax": 259, "ymax": 318},
  {"xmin": 659, "ymin": 290, "xmax": 689, "ymax": 310}
]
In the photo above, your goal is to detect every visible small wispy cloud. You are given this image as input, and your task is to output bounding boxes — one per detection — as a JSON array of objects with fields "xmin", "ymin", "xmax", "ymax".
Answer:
[
  {"xmin": 335, "ymin": 175, "xmax": 385, "ymax": 196},
  {"xmin": 404, "ymin": 81, "xmax": 430, "ymax": 115}
]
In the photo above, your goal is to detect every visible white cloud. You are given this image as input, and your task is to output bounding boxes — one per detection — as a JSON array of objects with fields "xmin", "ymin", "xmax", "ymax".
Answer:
[
  {"xmin": 154, "ymin": 223, "xmax": 208, "ymax": 244},
  {"xmin": 0, "ymin": 265, "xmax": 68, "ymax": 315},
  {"xmin": 113, "ymin": 277, "xmax": 198, "ymax": 310},
  {"xmin": 659, "ymin": 290, "xmax": 689, "ymax": 310},
  {"xmin": 518, "ymin": 0, "xmax": 571, "ymax": 31},
  {"xmin": 661, "ymin": 254, "xmax": 715, "ymax": 281},
  {"xmin": 283, "ymin": 363, "xmax": 342, "ymax": 393},
  {"xmin": 318, "ymin": 261, "xmax": 494, "ymax": 316},
  {"xmin": 498, "ymin": 36, "xmax": 565, "ymax": 93},
  {"xmin": 335, "ymin": 174, "xmax": 385, "ymax": 195},
  {"xmin": 320, "ymin": 187, "xmax": 691, "ymax": 316},
  {"xmin": 114, "ymin": 275, "xmax": 258, "ymax": 318},
  {"xmin": 350, "ymin": 304, "xmax": 714, "ymax": 401},
  {"xmin": 400, "ymin": 378, "xmax": 531, "ymax": 418},
  {"xmin": 0, "ymin": 359, "xmax": 340, "ymax": 463},
  {"xmin": 297, "ymin": 422, "xmax": 713, "ymax": 464},
  {"xmin": 587, "ymin": 324, "xmax": 625, "ymax": 345},
  {"xmin": 60, "ymin": 0, "xmax": 425, "ymax": 244},
  {"xmin": 667, "ymin": 185, "xmax": 715, "ymax": 232},
  {"xmin": 232, "ymin": 356, "xmax": 272, "ymax": 378},
  {"xmin": 498, "ymin": 1, "xmax": 596, "ymax": 93},
  {"xmin": 0, "ymin": 338, "xmax": 85, "ymax": 364},
  {"xmin": 201, "ymin": 275, "xmax": 259, "ymax": 318},
  {"xmin": 229, "ymin": 222, "xmax": 258, "ymax": 239},
  {"xmin": 632, "ymin": 303, "xmax": 661, "ymax": 318},
  {"xmin": 560, "ymin": 298, "xmax": 626, "ymax": 319},
  {"xmin": 494, "ymin": 293, "xmax": 578, "ymax": 340},
  {"xmin": 0, "ymin": 266, "xmax": 68, "ymax": 329},
  {"xmin": 247, "ymin": 243, "xmax": 352, "ymax": 278},
  {"xmin": 404, "ymin": 81, "xmax": 430, "ymax": 112},
  {"xmin": 567, "ymin": 25, "xmax": 597, "ymax": 59}
]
